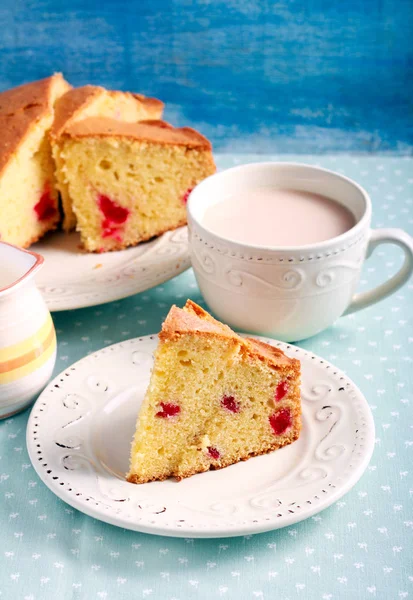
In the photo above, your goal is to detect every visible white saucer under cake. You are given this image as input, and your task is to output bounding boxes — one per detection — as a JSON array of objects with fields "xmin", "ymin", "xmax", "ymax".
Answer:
[
  {"xmin": 26, "ymin": 334, "xmax": 375, "ymax": 538},
  {"xmin": 33, "ymin": 228, "xmax": 190, "ymax": 311}
]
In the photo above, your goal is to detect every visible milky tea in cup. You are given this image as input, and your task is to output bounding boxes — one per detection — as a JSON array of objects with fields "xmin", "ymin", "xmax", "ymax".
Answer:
[
  {"xmin": 187, "ymin": 162, "xmax": 413, "ymax": 341},
  {"xmin": 202, "ymin": 187, "xmax": 355, "ymax": 247}
]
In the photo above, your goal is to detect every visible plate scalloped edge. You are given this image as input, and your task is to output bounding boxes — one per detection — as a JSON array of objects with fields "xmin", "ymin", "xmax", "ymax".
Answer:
[
  {"xmin": 35, "ymin": 227, "xmax": 191, "ymax": 311},
  {"xmin": 26, "ymin": 335, "xmax": 375, "ymax": 538}
]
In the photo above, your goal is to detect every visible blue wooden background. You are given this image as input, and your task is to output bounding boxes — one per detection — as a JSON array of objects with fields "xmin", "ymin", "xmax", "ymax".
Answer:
[{"xmin": 0, "ymin": 0, "xmax": 412, "ymax": 154}]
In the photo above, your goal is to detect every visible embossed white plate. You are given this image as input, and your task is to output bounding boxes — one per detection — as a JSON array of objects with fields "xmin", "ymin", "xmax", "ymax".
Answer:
[
  {"xmin": 33, "ymin": 228, "xmax": 190, "ymax": 311},
  {"xmin": 26, "ymin": 335, "xmax": 375, "ymax": 538}
]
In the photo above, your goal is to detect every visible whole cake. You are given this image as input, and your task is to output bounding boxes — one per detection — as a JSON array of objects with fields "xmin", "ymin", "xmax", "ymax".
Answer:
[
  {"xmin": 50, "ymin": 85, "xmax": 164, "ymax": 231},
  {"xmin": 127, "ymin": 300, "xmax": 301, "ymax": 483},
  {"xmin": 0, "ymin": 73, "xmax": 71, "ymax": 248},
  {"xmin": 57, "ymin": 119, "xmax": 216, "ymax": 251}
]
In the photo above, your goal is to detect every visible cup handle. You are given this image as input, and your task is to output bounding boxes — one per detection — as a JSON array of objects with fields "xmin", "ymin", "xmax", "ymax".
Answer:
[{"xmin": 344, "ymin": 228, "xmax": 413, "ymax": 315}]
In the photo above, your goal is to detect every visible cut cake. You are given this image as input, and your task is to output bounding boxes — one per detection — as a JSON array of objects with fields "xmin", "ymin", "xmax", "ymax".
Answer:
[
  {"xmin": 50, "ymin": 85, "xmax": 164, "ymax": 231},
  {"xmin": 57, "ymin": 119, "xmax": 216, "ymax": 252},
  {"xmin": 127, "ymin": 300, "xmax": 301, "ymax": 483},
  {"xmin": 0, "ymin": 73, "xmax": 71, "ymax": 247}
]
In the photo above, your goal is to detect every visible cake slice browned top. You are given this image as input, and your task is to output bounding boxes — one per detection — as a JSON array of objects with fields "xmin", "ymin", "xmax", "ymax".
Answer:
[
  {"xmin": 160, "ymin": 300, "xmax": 236, "ymax": 341},
  {"xmin": 160, "ymin": 300, "xmax": 299, "ymax": 372},
  {"xmin": 50, "ymin": 85, "xmax": 103, "ymax": 138},
  {"xmin": 245, "ymin": 337, "xmax": 299, "ymax": 371},
  {"xmin": 50, "ymin": 85, "xmax": 164, "ymax": 138},
  {"xmin": 0, "ymin": 73, "xmax": 71, "ymax": 175},
  {"xmin": 0, "ymin": 73, "xmax": 70, "ymax": 116},
  {"xmin": 61, "ymin": 118, "xmax": 212, "ymax": 149}
]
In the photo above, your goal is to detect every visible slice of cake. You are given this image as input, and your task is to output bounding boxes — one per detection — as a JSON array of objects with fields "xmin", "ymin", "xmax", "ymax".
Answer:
[
  {"xmin": 127, "ymin": 300, "xmax": 301, "ymax": 483},
  {"xmin": 0, "ymin": 73, "xmax": 71, "ymax": 248},
  {"xmin": 50, "ymin": 86, "xmax": 164, "ymax": 231},
  {"xmin": 57, "ymin": 119, "xmax": 216, "ymax": 252}
]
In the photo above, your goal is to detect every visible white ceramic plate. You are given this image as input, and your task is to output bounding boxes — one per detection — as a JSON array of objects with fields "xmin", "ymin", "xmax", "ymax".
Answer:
[
  {"xmin": 26, "ymin": 335, "xmax": 375, "ymax": 538},
  {"xmin": 33, "ymin": 228, "xmax": 190, "ymax": 311}
]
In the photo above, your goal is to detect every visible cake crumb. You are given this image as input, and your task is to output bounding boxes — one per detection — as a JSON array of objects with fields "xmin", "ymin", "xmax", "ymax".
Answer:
[{"xmin": 94, "ymin": 263, "xmax": 103, "ymax": 269}]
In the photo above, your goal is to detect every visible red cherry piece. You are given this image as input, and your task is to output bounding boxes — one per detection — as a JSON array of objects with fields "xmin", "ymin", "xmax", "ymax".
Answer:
[
  {"xmin": 221, "ymin": 395, "xmax": 240, "ymax": 413},
  {"xmin": 34, "ymin": 186, "xmax": 57, "ymax": 221},
  {"xmin": 275, "ymin": 381, "xmax": 289, "ymax": 402},
  {"xmin": 98, "ymin": 194, "xmax": 130, "ymax": 224},
  {"xmin": 182, "ymin": 187, "xmax": 193, "ymax": 204},
  {"xmin": 207, "ymin": 446, "xmax": 220, "ymax": 460},
  {"xmin": 102, "ymin": 228, "xmax": 123, "ymax": 241},
  {"xmin": 269, "ymin": 408, "xmax": 292, "ymax": 435},
  {"xmin": 101, "ymin": 219, "xmax": 123, "ymax": 241},
  {"xmin": 155, "ymin": 402, "xmax": 181, "ymax": 418}
]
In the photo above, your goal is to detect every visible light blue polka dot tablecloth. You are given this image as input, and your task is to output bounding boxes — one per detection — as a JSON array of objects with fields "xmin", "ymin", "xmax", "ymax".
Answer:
[{"xmin": 1, "ymin": 155, "xmax": 412, "ymax": 600}]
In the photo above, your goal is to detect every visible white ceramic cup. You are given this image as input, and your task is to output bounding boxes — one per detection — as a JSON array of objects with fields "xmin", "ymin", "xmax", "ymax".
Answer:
[{"xmin": 187, "ymin": 162, "xmax": 413, "ymax": 341}]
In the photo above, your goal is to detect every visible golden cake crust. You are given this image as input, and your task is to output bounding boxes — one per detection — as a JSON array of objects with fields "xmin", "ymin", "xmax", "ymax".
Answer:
[
  {"xmin": 50, "ymin": 85, "xmax": 164, "ymax": 138},
  {"xmin": 61, "ymin": 117, "xmax": 212, "ymax": 149},
  {"xmin": 160, "ymin": 301, "xmax": 236, "ymax": 341},
  {"xmin": 0, "ymin": 73, "xmax": 69, "ymax": 116},
  {"xmin": 132, "ymin": 92, "xmax": 164, "ymax": 113},
  {"xmin": 0, "ymin": 73, "xmax": 71, "ymax": 175},
  {"xmin": 160, "ymin": 300, "xmax": 299, "ymax": 372},
  {"xmin": 50, "ymin": 85, "xmax": 102, "ymax": 138},
  {"xmin": 0, "ymin": 107, "xmax": 44, "ymax": 175},
  {"xmin": 245, "ymin": 337, "xmax": 300, "ymax": 372}
]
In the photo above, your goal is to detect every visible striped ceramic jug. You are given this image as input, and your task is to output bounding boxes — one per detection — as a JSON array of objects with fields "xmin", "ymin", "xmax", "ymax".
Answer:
[{"xmin": 0, "ymin": 242, "xmax": 56, "ymax": 418}]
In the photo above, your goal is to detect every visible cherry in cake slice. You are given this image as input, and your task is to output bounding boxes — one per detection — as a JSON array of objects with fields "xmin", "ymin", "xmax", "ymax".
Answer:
[
  {"xmin": 127, "ymin": 300, "xmax": 301, "ymax": 484},
  {"xmin": 58, "ymin": 119, "xmax": 216, "ymax": 251},
  {"xmin": 50, "ymin": 85, "xmax": 164, "ymax": 231}
]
